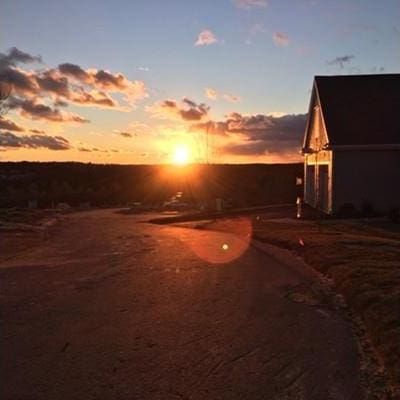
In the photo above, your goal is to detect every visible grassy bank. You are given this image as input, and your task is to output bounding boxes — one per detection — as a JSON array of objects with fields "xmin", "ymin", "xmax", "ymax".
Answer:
[{"xmin": 252, "ymin": 218, "xmax": 400, "ymax": 393}]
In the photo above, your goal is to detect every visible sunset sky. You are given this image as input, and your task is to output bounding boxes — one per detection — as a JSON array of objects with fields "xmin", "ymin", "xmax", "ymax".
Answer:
[{"xmin": 1, "ymin": 0, "xmax": 399, "ymax": 164}]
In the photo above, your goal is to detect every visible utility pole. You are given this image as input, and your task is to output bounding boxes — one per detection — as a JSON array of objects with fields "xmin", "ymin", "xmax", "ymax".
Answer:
[{"xmin": 206, "ymin": 121, "xmax": 209, "ymax": 164}]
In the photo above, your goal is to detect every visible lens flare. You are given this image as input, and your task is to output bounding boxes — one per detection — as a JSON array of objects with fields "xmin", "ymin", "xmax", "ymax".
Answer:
[{"xmin": 180, "ymin": 218, "xmax": 253, "ymax": 264}]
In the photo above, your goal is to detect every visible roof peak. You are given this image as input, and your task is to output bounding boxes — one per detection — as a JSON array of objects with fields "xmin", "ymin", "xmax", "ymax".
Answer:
[{"xmin": 312, "ymin": 73, "xmax": 400, "ymax": 146}]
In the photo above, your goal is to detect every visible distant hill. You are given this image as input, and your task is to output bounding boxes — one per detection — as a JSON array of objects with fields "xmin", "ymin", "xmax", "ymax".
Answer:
[{"xmin": 0, "ymin": 162, "xmax": 303, "ymax": 208}]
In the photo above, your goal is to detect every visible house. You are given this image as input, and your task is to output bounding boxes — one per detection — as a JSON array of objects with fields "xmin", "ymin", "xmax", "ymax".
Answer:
[{"xmin": 302, "ymin": 74, "xmax": 400, "ymax": 215}]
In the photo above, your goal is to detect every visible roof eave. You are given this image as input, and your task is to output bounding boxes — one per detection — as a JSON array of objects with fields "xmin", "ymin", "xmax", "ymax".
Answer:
[{"xmin": 326, "ymin": 143, "xmax": 400, "ymax": 151}]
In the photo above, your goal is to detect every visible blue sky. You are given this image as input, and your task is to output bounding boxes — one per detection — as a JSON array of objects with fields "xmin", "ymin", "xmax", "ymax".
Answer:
[{"xmin": 1, "ymin": 0, "xmax": 399, "ymax": 163}]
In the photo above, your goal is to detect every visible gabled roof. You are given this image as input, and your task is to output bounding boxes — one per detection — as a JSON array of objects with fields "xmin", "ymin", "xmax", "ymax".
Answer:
[{"xmin": 314, "ymin": 74, "xmax": 400, "ymax": 146}]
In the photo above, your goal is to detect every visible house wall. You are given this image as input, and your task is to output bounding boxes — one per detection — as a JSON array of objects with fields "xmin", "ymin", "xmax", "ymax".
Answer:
[
  {"xmin": 304, "ymin": 151, "xmax": 333, "ymax": 213},
  {"xmin": 303, "ymin": 97, "xmax": 333, "ymax": 214},
  {"xmin": 305, "ymin": 103, "xmax": 329, "ymax": 150},
  {"xmin": 332, "ymin": 150, "xmax": 400, "ymax": 213}
]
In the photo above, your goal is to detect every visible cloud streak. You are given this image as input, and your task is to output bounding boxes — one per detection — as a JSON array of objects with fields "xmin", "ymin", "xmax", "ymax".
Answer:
[
  {"xmin": 0, "ymin": 131, "xmax": 71, "ymax": 150},
  {"xmin": 115, "ymin": 131, "xmax": 134, "ymax": 138},
  {"xmin": 234, "ymin": 0, "xmax": 268, "ymax": 9},
  {"xmin": 204, "ymin": 88, "xmax": 240, "ymax": 103},
  {"xmin": 0, "ymin": 116, "xmax": 25, "ymax": 132},
  {"xmin": 223, "ymin": 94, "xmax": 240, "ymax": 103},
  {"xmin": 7, "ymin": 97, "xmax": 89, "ymax": 123},
  {"xmin": 327, "ymin": 54, "xmax": 355, "ymax": 68}
]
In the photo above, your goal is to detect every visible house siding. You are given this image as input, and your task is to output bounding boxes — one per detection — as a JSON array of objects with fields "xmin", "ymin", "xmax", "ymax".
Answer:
[
  {"xmin": 304, "ymin": 151, "xmax": 333, "ymax": 213},
  {"xmin": 332, "ymin": 150, "xmax": 400, "ymax": 213},
  {"xmin": 303, "ymin": 90, "xmax": 333, "ymax": 214}
]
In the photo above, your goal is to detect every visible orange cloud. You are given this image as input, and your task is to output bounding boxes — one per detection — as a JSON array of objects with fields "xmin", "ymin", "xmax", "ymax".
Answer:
[
  {"xmin": 59, "ymin": 63, "xmax": 147, "ymax": 104},
  {"xmin": 0, "ymin": 47, "xmax": 147, "ymax": 127},
  {"xmin": 205, "ymin": 87, "xmax": 218, "ymax": 100},
  {"xmin": 223, "ymin": 94, "xmax": 241, "ymax": 103},
  {"xmin": 195, "ymin": 30, "xmax": 219, "ymax": 46},
  {"xmin": 272, "ymin": 32, "xmax": 290, "ymax": 47}
]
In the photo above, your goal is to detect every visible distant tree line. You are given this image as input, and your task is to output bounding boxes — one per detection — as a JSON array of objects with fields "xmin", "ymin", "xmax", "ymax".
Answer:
[{"xmin": 0, "ymin": 162, "xmax": 303, "ymax": 209}]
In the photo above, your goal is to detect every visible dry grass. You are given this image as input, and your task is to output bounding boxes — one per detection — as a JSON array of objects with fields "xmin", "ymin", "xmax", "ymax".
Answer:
[
  {"xmin": 0, "ymin": 208, "xmax": 59, "ymax": 263},
  {"xmin": 253, "ymin": 217, "xmax": 400, "ymax": 390}
]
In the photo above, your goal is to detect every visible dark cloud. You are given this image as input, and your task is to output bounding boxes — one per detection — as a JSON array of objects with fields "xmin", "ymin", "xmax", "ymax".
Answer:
[
  {"xmin": 189, "ymin": 120, "xmax": 229, "ymax": 136},
  {"xmin": 327, "ymin": 55, "xmax": 355, "ymax": 68},
  {"xmin": 36, "ymin": 70, "xmax": 70, "ymax": 97},
  {"xmin": 93, "ymin": 70, "xmax": 125, "ymax": 89},
  {"xmin": 224, "ymin": 113, "xmax": 307, "ymax": 155},
  {"xmin": 180, "ymin": 98, "xmax": 209, "ymax": 120},
  {"xmin": 222, "ymin": 141, "xmax": 268, "ymax": 155},
  {"xmin": 182, "ymin": 98, "xmax": 198, "ymax": 108},
  {"xmin": 59, "ymin": 64, "xmax": 134, "ymax": 92},
  {"xmin": 7, "ymin": 97, "xmax": 89, "ymax": 123},
  {"xmin": 54, "ymin": 99, "xmax": 68, "ymax": 107},
  {"xmin": 0, "ymin": 47, "xmax": 42, "ymax": 70},
  {"xmin": 0, "ymin": 48, "xmax": 147, "ymax": 125},
  {"xmin": 58, "ymin": 63, "xmax": 147, "ymax": 103},
  {"xmin": 0, "ymin": 116, "xmax": 25, "ymax": 132},
  {"xmin": 78, "ymin": 146, "xmax": 108, "ymax": 153},
  {"xmin": 1, "ymin": 67, "xmax": 117, "ymax": 109},
  {"xmin": 0, "ymin": 131, "xmax": 71, "ymax": 150},
  {"xmin": 29, "ymin": 129, "xmax": 45, "ymax": 134},
  {"xmin": 192, "ymin": 112, "xmax": 307, "ymax": 156},
  {"xmin": 117, "ymin": 131, "xmax": 133, "ymax": 138},
  {"xmin": 0, "ymin": 67, "xmax": 38, "ymax": 96},
  {"xmin": 226, "ymin": 113, "xmax": 306, "ymax": 139},
  {"xmin": 72, "ymin": 89, "xmax": 117, "ymax": 108},
  {"xmin": 58, "ymin": 63, "xmax": 90, "ymax": 81},
  {"xmin": 153, "ymin": 98, "xmax": 209, "ymax": 121}
]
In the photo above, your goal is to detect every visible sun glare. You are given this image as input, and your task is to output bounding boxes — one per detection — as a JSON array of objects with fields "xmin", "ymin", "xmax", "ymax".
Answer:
[{"xmin": 173, "ymin": 145, "xmax": 190, "ymax": 166}]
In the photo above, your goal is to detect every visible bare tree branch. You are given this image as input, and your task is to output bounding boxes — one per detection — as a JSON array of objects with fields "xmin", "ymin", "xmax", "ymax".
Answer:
[{"xmin": 0, "ymin": 81, "xmax": 11, "ymax": 116}]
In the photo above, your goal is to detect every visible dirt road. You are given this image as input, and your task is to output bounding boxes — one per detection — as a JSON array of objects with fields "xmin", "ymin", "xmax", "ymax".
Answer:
[{"xmin": 1, "ymin": 209, "xmax": 366, "ymax": 399}]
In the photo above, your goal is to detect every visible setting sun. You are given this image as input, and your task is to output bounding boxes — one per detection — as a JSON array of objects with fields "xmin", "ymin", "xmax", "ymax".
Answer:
[{"xmin": 173, "ymin": 145, "xmax": 190, "ymax": 166}]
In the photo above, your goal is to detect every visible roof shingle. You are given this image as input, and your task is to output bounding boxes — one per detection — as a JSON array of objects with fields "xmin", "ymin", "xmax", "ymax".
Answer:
[{"xmin": 315, "ymin": 74, "xmax": 400, "ymax": 146}]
